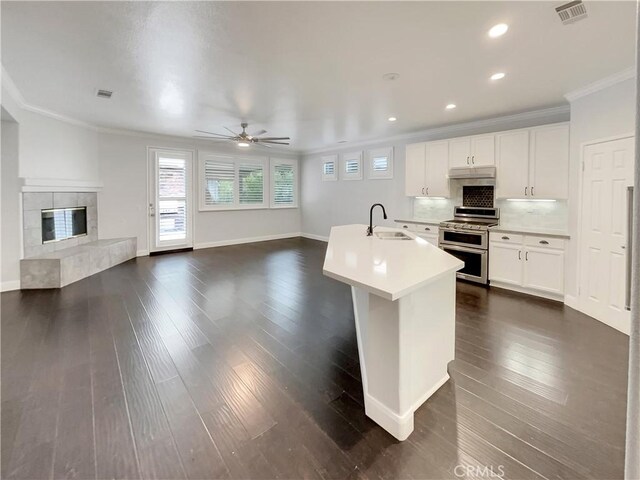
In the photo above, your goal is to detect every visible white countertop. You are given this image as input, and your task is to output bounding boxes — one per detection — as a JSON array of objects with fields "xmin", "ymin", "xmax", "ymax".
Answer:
[
  {"xmin": 323, "ymin": 224, "xmax": 463, "ymax": 301},
  {"xmin": 394, "ymin": 218, "xmax": 443, "ymax": 226},
  {"xmin": 489, "ymin": 225, "xmax": 570, "ymax": 239}
]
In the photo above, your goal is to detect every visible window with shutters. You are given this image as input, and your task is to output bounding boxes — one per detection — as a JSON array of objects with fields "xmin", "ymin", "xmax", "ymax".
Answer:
[
  {"xmin": 270, "ymin": 158, "xmax": 297, "ymax": 208},
  {"xmin": 199, "ymin": 153, "xmax": 269, "ymax": 210},
  {"xmin": 368, "ymin": 147, "xmax": 394, "ymax": 179},
  {"xmin": 321, "ymin": 154, "xmax": 338, "ymax": 181},
  {"xmin": 341, "ymin": 151, "xmax": 362, "ymax": 180}
]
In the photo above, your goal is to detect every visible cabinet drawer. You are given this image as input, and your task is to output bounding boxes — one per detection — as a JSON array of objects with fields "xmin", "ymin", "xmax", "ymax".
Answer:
[
  {"xmin": 490, "ymin": 232, "xmax": 523, "ymax": 244},
  {"xmin": 524, "ymin": 235, "xmax": 564, "ymax": 250}
]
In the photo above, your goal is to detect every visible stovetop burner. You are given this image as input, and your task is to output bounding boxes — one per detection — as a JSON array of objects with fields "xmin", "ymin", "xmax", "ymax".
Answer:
[{"xmin": 439, "ymin": 206, "xmax": 500, "ymax": 231}]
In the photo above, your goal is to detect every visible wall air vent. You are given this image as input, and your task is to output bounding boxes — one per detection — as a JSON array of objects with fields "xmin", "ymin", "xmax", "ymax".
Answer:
[
  {"xmin": 555, "ymin": 0, "xmax": 588, "ymax": 25},
  {"xmin": 96, "ymin": 89, "xmax": 113, "ymax": 99}
]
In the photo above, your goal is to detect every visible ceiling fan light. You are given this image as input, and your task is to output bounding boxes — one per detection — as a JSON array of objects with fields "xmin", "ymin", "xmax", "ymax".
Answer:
[{"xmin": 237, "ymin": 141, "xmax": 250, "ymax": 148}]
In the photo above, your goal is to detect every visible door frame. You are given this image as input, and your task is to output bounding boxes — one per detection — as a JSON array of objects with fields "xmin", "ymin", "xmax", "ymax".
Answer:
[
  {"xmin": 576, "ymin": 132, "xmax": 634, "ymax": 333},
  {"xmin": 147, "ymin": 146, "xmax": 196, "ymax": 254}
]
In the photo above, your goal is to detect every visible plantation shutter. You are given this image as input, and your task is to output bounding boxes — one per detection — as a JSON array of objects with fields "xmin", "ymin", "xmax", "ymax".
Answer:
[
  {"xmin": 272, "ymin": 163, "xmax": 295, "ymax": 206},
  {"xmin": 372, "ymin": 155, "xmax": 389, "ymax": 172},
  {"xmin": 238, "ymin": 164, "xmax": 264, "ymax": 205},
  {"xmin": 345, "ymin": 160, "xmax": 360, "ymax": 174},
  {"xmin": 204, "ymin": 160, "xmax": 235, "ymax": 205}
]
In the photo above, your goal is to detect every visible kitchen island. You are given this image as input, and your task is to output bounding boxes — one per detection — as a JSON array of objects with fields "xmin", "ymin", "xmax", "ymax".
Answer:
[{"xmin": 323, "ymin": 224, "xmax": 463, "ymax": 440}]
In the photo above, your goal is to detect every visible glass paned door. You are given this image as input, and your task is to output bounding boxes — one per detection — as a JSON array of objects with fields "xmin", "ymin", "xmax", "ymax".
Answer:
[{"xmin": 149, "ymin": 149, "xmax": 193, "ymax": 252}]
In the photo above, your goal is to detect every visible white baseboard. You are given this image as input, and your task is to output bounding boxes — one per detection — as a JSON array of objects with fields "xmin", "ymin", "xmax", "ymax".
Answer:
[
  {"xmin": 136, "ymin": 249, "xmax": 149, "ymax": 257},
  {"xmin": 564, "ymin": 294, "xmax": 579, "ymax": 310},
  {"xmin": 300, "ymin": 232, "xmax": 329, "ymax": 242},
  {"xmin": 1, "ymin": 280, "xmax": 20, "ymax": 292},
  {"xmin": 194, "ymin": 232, "xmax": 301, "ymax": 250},
  {"xmin": 489, "ymin": 281, "xmax": 564, "ymax": 302}
]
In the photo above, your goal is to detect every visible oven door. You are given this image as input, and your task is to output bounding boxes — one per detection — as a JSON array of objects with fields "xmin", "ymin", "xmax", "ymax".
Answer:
[
  {"xmin": 439, "ymin": 228, "xmax": 488, "ymax": 249},
  {"xmin": 440, "ymin": 244, "xmax": 488, "ymax": 284}
]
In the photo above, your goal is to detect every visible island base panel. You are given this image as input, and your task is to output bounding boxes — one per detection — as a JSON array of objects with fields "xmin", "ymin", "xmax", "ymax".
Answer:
[{"xmin": 351, "ymin": 274, "xmax": 456, "ymax": 440}]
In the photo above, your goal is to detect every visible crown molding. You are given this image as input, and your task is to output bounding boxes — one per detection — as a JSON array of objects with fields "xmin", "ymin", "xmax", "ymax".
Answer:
[
  {"xmin": 303, "ymin": 105, "xmax": 570, "ymax": 156},
  {"xmin": 564, "ymin": 66, "xmax": 637, "ymax": 102}
]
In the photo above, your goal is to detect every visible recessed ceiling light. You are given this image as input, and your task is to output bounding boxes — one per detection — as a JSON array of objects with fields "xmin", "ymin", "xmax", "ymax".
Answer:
[
  {"xmin": 446, "ymin": 104, "xmax": 457, "ymax": 110},
  {"xmin": 388, "ymin": 116, "xmax": 397, "ymax": 122},
  {"xmin": 382, "ymin": 73, "xmax": 400, "ymax": 81},
  {"xmin": 488, "ymin": 23, "xmax": 509, "ymax": 38},
  {"xmin": 237, "ymin": 141, "xmax": 250, "ymax": 148},
  {"xmin": 490, "ymin": 72, "xmax": 506, "ymax": 81}
]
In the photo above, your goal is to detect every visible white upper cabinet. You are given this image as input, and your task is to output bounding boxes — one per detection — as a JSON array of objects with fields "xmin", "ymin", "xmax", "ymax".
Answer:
[
  {"xmin": 404, "ymin": 141, "xmax": 450, "ymax": 197},
  {"xmin": 448, "ymin": 138, "xmax": 472, "ymax": 168},
  {"xmin": 470, "ymin": 135, "xmax": 496, "ymax": 166},
  {"xmin": 496, "ymin": 129, "xmax": 530, "ymax": 199},
  {"xmin": 448, "ymin": 134, "xmax": 495, "ymax": 168},
  {"xmin": 495, "ymin": 122, "xmax": 569, "ymax": 200},
  {"xmin": 425, "ymin": 140, "xmax": 450, "ymax": 197},
  {"xmin": 405, "ymin": 143, "xmax": 426, "ymax": 196},
  {"xmin": 529, "ymin": 124, "xmax": 570, "ymax": 200}
]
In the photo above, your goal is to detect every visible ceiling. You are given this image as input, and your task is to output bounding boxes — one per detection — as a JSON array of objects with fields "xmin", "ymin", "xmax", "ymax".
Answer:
[{"xmin": 1, "ymin": 1, "xmax": 636, "ymax": 152}]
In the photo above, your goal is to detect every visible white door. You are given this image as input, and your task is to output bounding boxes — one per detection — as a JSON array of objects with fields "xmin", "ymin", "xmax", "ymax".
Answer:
[
  {"xmin": 148, "ymin": 148, "xmax": 194, "ymax": 253},
  {"xmin": 496, "ymin": 130, "xmax": 530, "ymax": 199},
  {"xmin": 425, "ymin": 140, "xmax": 450, "ymax": 197},
  {"xmin": 405, "ymin": 143, "xmax": 426, "ymax": 196},
  {"xmin": 470, "ymin": 134, "xmax": 495, "ymax": 166},
  {"xmin": 488, "ymin": 242, "xmax": 523, "ymax": 286},
  {"xmin": 580, "ymin": 137, "xmax": 634, "ymax": 334},
  {"xmin": 529, "ymin": 124, "xmax": 570, "ymax": 199},
  {"xmin": 449, "ymin": 138, "xmax": 471, "ymax": 168}
]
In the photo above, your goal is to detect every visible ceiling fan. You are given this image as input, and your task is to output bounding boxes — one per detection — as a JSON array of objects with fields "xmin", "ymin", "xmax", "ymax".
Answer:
[{"xmin": 194, "ymin": 122, "xmax": 290, "ymax": 148}]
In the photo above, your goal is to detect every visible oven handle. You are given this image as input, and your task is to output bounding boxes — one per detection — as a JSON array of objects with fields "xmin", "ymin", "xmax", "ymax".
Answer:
[{"xmin": 440, "ymin": 243, "xmax": 487, "ymax": 255}]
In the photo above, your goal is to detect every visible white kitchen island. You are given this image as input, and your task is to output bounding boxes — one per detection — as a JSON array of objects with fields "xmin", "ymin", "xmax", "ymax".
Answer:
[{"xmin": 323, "ymin": 224, "xmax": 463, "ymax": 440}]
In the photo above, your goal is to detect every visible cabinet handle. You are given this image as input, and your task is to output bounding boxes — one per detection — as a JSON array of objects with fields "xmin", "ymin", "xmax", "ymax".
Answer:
[
  {"xmin": 424, "ymin": 227, "xmax": 431, "ymax": 231},
  {"xmin": 526, "ymin": 251, "xmax": 529, "ymax": 261},
  {"xmin": 402, "ymin": 225, "xmax": 409, "ymax": 229},
  {"xmin": 539, "ymin": 240, "xmax": 549, "ymax": 245},
  {"xmin": 426, "ymin": 187, "xmax": 429, "ymax": 195},
  {"xmin": 525, "ymin": 187, "xmax": 528, "ymax": 196},
  {"xmin": 518, "ymin": 250, "xmax": 522, "ymax": 260},
  {"xmin": 501, "ymin": 236, "xmax": 510, "ymax": 240},
  {"xmin": 466, "ymin": 156, "xmax": 470, "ymax": 165},
  {"xmin": 472, "ymin": 156, "xmax": 475, "ymax": 165},
  {"xmin": 422, "ymin": 187, "xmax": 425, "ymax": 195},
  {"xmin": 531, "ymin": 187, "xmax": 535, "ymax": 196}
]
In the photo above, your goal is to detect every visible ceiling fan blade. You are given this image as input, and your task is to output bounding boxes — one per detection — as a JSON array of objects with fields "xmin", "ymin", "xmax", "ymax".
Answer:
[
  {"xmin": 253, "ymin": 142, "xmax": 272, "ymax": 148},
  {"xmin": 224, "ymin": 126, "xmax": 239, "ymax": 136},
  {"xmin": 260, "ymin": 141, "xmax": 290, "ymax": 145},
  {"xmin": 250, "ymin": 129, "xmax": 268, "ymax": 137},
  {"xmin": 193, "ymin": 136, "xmax": 231, "ymax": 141},
  {"xmin": 194, "ymin": 129, "xmax": 233, "ymax": 138},
  {"xmin": 256, "ymin": 137, "xmax": 290, "ymax": 141}
]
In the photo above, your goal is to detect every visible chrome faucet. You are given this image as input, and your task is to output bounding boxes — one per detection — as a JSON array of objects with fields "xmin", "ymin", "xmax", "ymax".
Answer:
[{"xmin": 367, "ymin": 203, "xmax": 388, "ymax": 236}]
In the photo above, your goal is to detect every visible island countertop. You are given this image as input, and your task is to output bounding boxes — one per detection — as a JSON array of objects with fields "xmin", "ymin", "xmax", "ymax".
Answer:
[{"xmin": 323, "ymin": 224, "xmax": 463, "ymax": 301}]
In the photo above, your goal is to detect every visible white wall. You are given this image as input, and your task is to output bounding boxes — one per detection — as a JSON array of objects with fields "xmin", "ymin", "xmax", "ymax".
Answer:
[
  {"xmin": 1, "ymin": 116, "xmax": 21, "ymax": 290},
  {"xmin": 301, "ymin": 108, "xmax": 570, "ymax": 239},
  {"xmin": 98, "ymin": 132, "xmax": 301, "ymax": 254},
  {"xmin": 566, "ymin": 78, "xmax": 637, "ymax": 298},
  {"xmin": 19, "ymin": 110, "xmax": 99, "ymax": 182}
]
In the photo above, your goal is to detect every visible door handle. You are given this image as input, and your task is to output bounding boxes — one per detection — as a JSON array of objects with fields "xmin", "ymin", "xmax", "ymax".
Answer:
[{"xmin": 149, "ymin": 203, "xmax": 155, "ymax": 217}]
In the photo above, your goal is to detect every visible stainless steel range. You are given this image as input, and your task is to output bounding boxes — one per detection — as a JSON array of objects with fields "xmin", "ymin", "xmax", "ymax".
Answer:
[{"xmin": 438, "ymin": 206, "xmax": 499, "ymax": 284}]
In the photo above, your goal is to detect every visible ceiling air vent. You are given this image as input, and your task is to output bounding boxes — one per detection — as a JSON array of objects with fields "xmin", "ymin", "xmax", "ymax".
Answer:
[
  {"xmin": 96, "ymin": 89, "xmax": 113, "ymax": 99},
  {"xmin": 555, "ymin": 0, "xmax": 588, "ymax": 25}
]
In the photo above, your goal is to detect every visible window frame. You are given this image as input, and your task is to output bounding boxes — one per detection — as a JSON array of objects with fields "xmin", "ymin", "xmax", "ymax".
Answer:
[
  {"xmin": 341, "ymin": 151, "xmax": 363, "ymax": 181},
  {"xmin": 270, "ymin": 157, "xmax": 299, "ymax": 209},
  {"xmin": 368, "ymin": 146, "xmax": 394, "ymax": 179},
  {"xmin": 321, "ymin": 155, "xmax": 338, "ymax": 181},
  {"xmin": 198, "ymin": 151, "xmax": 269, "ymax": 211}
]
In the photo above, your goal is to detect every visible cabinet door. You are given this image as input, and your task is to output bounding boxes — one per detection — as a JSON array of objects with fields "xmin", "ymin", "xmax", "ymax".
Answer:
[
  {"xmin": 470, "ymin": 134, "xmax": 495, "ymax": 166},
  {"xmin": 425, "ymin": 140, "xmax": 450, "ymax": 197},
  {"xmin": 405, "ymin": 143, "xmax": 426, "ymax": 196},
  {"xmin": 489, "ymin": 242, "xmax": 523, "ymax": 286},
  {"xmin": 529, "ymin": 124, "xmax": 569, "ymax": 199},
  {"xmin": 523, "ymin": 247, "xmax": 564, "ymax": 294},
  {"xmin": 496, "ymin": 130, "xmax": 530, "ymax": 199},
  {"xmin": 449, "ymin": 138, "xmax": 471, "ymax": 168}
]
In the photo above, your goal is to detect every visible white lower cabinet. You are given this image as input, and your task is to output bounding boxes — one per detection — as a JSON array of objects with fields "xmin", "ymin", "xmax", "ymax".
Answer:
[
  {"xmin": 396, "ymin": 222, "xmax": 439, "ymax": 246},
  {"xmin": 489, "ymin": 232, "xmax": 565, "ymax": 299}
]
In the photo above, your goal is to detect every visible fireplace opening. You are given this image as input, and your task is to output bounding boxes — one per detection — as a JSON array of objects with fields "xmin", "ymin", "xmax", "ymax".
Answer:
[{"xmin": 41, "ymin": 206, "xmax": 87, "ymax": 244}]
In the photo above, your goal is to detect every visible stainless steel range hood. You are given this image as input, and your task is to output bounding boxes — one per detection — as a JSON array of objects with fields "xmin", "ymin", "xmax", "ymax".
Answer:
[{"xmin": 448, "ymin": 165, "xmax": 496, "ymax": 179}]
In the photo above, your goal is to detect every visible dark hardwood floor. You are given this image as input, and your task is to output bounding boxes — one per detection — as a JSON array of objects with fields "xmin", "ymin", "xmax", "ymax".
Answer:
[{"xmin": 1, "ymin": 237, "xmax": 629, "ymax": 480}]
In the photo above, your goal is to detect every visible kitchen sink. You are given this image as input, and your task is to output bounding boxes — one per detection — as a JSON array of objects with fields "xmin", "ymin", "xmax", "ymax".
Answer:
[{"xmin": 375, "ymin": 231, "xmax": 412, "ymax": 240}]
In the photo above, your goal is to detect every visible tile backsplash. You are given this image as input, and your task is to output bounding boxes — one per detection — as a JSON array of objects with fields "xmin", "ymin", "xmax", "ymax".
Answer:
[{"xmin": 413, "ymin": 179, "xmax": 568, "ymax": 230}]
